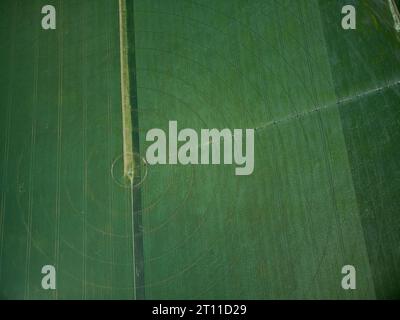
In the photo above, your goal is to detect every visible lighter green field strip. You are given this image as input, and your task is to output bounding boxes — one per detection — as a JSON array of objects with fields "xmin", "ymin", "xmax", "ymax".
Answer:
[{"xmin": 119, "ymin": 0, "xmax": 134, "ymax": 181}]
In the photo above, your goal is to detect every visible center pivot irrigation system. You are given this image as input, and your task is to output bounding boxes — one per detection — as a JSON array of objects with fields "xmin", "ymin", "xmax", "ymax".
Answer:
[{"xmin": 113, "ymin": 0, "xmax": 400, "ymax": 301}]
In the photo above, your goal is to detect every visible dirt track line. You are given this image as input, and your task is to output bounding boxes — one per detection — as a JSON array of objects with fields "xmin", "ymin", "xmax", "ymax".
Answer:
[
  {"xmin": 119, "ymin": 0, "xmax": 139, "ymax": 300},
  {"xmin": 119, "ymin": 0, "xmax": 134, "ymax": 181}
]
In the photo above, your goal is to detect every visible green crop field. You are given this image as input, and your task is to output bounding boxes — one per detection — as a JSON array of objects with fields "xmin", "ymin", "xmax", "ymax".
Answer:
[{"xmin": 0, "ymin": 0, "xmax": 399, "ymax": 299}]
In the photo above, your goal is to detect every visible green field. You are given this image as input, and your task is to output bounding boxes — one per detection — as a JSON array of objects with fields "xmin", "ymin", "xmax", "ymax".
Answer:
[{"xmin": 0, "ymin": 0, "xmax": 400, "ymax": 299}]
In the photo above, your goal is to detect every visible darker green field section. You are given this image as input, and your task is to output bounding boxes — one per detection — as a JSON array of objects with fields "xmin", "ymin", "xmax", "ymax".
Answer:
[
  {"xmin": 320, "ymin": 0, "xmax": 400, "ymax": 299},
  {"xmin": 340, "ymin": 89, "xmax": 400, "ymax": 299}
]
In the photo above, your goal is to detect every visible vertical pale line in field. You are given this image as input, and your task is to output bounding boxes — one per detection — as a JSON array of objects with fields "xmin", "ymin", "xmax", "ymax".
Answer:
[
  {"xmin": 119, "ymin": 0, "xmax": 137, "ymax": 300},
  {"xmin": 0, "ymin": 0, "xmax": 17, "ymax": 288},
  {"xmin": 54, "ymin": 0, "xmax": 64, "ymax": 300},
  {"xmin": 24, "ymin": 19, "xmax": 39, "ymax": 299},
  {"xmin": 106, "ymin": 3, "xmax": 115, "ymax": 299},
  {"xmin": 81, "ymin": 7, "xmax": 88, "ymax": 299},
  {"xmin": 119, "ymin": 0, "xmax": 134, "ymax": 181},
  {"xmin": 388, "ymin": 0, "xmax": 400, "ymax": 32}
]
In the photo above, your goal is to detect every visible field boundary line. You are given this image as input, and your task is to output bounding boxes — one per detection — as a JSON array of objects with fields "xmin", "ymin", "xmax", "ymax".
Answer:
[{"xmin": 119, "ymin": 0, "xmax": 134, "ymax": 181}]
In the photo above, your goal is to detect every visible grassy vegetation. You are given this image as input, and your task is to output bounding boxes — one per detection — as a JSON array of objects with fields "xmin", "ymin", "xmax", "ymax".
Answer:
[
  {"xmin": 134, "ymin": 0, "xmax": 372, "ymax": 299},
  {"xmin": 0, "ymin": 0, "xmax": 399, "ymax": 299},
  {"xmin": 0, "ymin": 0, "xmax": 135, "ymax": 299}
]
